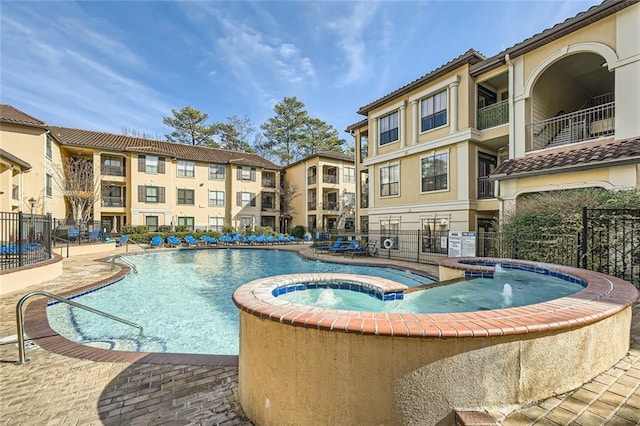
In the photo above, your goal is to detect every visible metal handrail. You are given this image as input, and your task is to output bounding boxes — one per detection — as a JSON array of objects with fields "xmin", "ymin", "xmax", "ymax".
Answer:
[
  {"xmin": 15, "ymin": 290, "xmax": 143, "ymax": 365},
  {"xmin": 111, "ymin": 255, "xmax": 138, "ymax": 273},
  {"xmin": 52, "ymin": 235, "xmax": 70, "ymax": 258}
]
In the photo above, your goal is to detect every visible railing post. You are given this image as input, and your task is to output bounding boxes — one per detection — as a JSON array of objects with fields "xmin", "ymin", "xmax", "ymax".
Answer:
[
  {"xmin": 18, "ymin": 211, "xmax": 24, "ymax": 267},
  {"xmin": 581, "ymin": 207, "xmax": 588, "ymax": 269}
]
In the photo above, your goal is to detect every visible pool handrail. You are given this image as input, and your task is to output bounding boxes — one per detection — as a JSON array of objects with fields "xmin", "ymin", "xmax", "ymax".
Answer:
[
  {"xmin": 15, "ymin": 290, "xmax": 143, "ymax": 365},
  {"xmin": 110, "ymin": 255, "xmax": 138, "ymax": 273}
]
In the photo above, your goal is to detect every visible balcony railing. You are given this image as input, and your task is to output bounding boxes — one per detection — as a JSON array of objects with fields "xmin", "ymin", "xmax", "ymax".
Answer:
[
  {"xmin": 323, "ymin": 174, "xmax": 338, "ymax": 184},
  {"xmin": 307, "ymin": 175, "xmax": 317, "ymax": 185},
  {"xmin": 323, "ymin": 201, "xmax": 339, "ymax": 211},
  {"xmin": 528, "ymin": 102, "xmax": 615, "ymax": 150},
  {"xmin": 262, "ymin": 179, "xmax": 276, "ymax": 188},
  {"xmin": 477, "ymin": 99, "xmax": 509, "ymax": 130},
  {"xmin": 261, "ymin": 201, "xmax": 276, "ymax": 211},
  {"xmin": 101, "ymin": 165, "xmax": 126, "ymax": 176},
  {"xmin": 308, "ymin": 201, "xmax": 317, "ymax": 210},
  {"xmin": 477, "ymin": 176, "xmax": 495, "ymax": 199},
  {"xmin": 102, "ymin": 196, "xmax": 126, "ymax": 208}
]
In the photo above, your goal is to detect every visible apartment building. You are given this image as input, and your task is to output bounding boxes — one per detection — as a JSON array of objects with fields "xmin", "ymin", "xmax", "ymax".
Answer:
[
  {"xmin": 1, "ymin": 105, "xmax": 282, "ymax": 233},
  {"xmin": 348, "ymin": 0, "xmax": 640, "ymax": 238},
  {"xmin": 283, "ymin": 151, "xmax": 356, "ymax": 231}
]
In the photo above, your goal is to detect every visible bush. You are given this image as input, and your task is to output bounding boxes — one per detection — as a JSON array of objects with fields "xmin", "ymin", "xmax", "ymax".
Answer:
[
  {"xmin": 291, "ymin": 225, "xmax": 305, "ymax": 239},
  {"xmin": 159, "ymin": 225, "xmax": 172, "ymax": 232}
]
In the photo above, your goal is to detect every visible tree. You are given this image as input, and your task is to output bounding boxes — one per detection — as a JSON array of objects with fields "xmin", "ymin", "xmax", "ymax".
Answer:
[
  {"xmin": 278, "ymin": 180, "xmax": 301, "ymax": 223},
  {"xmin": 298, "ymin": 118, "xmax": 345, "ymax": 158},
  {"xmin": 259, "ymin": 97, "xmax": 309, "ymax": 165},
  {"xmin": 120, "ymin": 127, "xmax": 161, "ymax": 140},
  {"xmin": 52, "ymin": 157, "xmax": 104, "ymax": 223},
  {"xmin": 163, "ymin": 106, "xmax": 218, "ymax": 147},
  {"xmin": 215, "ymin": 115, "xmax": 256, "ymax": 152}
]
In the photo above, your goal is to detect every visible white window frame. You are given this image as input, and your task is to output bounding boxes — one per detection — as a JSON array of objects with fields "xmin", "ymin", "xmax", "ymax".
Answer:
[
  {"xmin": 177, "ymin": 160, "xmax": 195, "ymax": 178},
  {"xmin": 208, "ymin": 216, "xmax": 224, "ymax": 231},
  {"xmin": 420, "ymin": 90, "xmax": 448, "ymax": 132},
  {"xmin": 209, "ymin": 164, "xmax": 225, "ymax": 180},
  {"xmin": 145, "ymin": 156, "xmax": 159, "ymax": 174},
  {"xmin": 379, "ymin": 163, "xmax": 400, "ymax": 198},
  {"xmin": 344, "ymin": 166, "xmax": 355, "ymax": 183},
  {"xmin": 208, "ymin": 190, "xmax": 225, "ymax": 207}
]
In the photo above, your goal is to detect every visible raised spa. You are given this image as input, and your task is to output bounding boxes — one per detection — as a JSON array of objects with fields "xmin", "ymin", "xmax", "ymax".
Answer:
[{"xmin": 232, "ymin": 258, "xmax": 639, "ymax": 425}]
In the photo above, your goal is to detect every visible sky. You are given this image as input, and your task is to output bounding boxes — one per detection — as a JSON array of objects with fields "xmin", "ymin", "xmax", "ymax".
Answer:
[{"xmin": 1, "ymin": 0, "xmax": 599, "ymax": 146}]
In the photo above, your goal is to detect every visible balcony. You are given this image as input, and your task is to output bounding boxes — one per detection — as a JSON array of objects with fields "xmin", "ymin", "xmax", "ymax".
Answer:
[
  {"xmin": 323, "ymin": 174, "xmax": 338, "ymax": 184},
  {"xmin": 101, "ymin": 165, "xmax": 125, "ymax": 177},
  {"xmin": 262, "ymin": 178, "xmax": 276, "ymax": 189},
  {"xmin": 477, "ymin": 99, "xmax": 508, "ymax": 130},
  {"xmin": 323, "ymin": 201, "xmax": 339, "ymax": 212},
  {"xmin": 261, "ymin": 201, "xmax": 276, "ymax": 212},
  {"xmin": 102, "ymin": 196, "xmax": 126, "ymax": 208},
  {"xmin": 528, "ymin": 101, "xmax": 615, "ymax": 151},
  {"xmin": 477, "ymin": 176, "xmax": 495, "ymax": 199},
  {"xmin": 307, "ymin": 175, "xmax": 317, "ymax": 185},
  {"xmin": 308, "ymin": 201, "xmax": 317, "ymax": 210}
]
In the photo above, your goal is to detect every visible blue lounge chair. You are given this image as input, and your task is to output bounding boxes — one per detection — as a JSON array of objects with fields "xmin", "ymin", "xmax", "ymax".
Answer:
[
  {"xmin": 149, "ymin": 235, "xmax": 164, "ymax": 248},
  {"xmin": 315, "ymin": 237, "xmax": 345, "ymax": 252},
  {"xmin": 68, "ymin": 228, "xmax": 80, "ymax": 241},
  {"xmin": 166, "ymin": 235, "xmax": 182, "ymax": 247},
  {"xmin": 117, "ymin": 235, "xmax": 128, "ymax": 247},
  {"xmin": 88, "ymin": 229, "xmax": 102, "ymax": 242},
  {"xmin": 184, "ymin": 235, "xmax": 198, "ymax": 246},
  {"xmin": 328, "ymin": 239, "xmax": 359, "ymax": 254}
]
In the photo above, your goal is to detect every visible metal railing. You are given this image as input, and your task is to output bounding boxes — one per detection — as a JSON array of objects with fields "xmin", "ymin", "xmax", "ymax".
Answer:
[
  {"xmin": 110, "ymin": 255, "xmax": 138, "ymax": 273},
  {"xmin": 102, "ymin": 196, "xmax": 126, "ymax": 207},
  {"xmin": 323, "ymin": 174, "xmax": 338, "ymax": 184},
  {"xmin": 100, "ymin": 165, "xmax": 126, "ymax": 176},
  {"xmin": 0, "ymin": 212, "xmax": 52, "ymax": 270},
  {"xmin": 477, "ymin": 176, "xmax": 495, "ymax": 199},
  {"xmin": 15, "ymin": 290, "xmax": 143, "ymax": 365},
  {"xmin": 477, "ymin": 99, "xmax": 509, "ymax": 130},
  {"xmin": 307, "ymin": 175, "xmax": 317, "ymax": 185},
  {"xmin": 308, "ymin": 201, "xmax": 317, "ymax": 210},
  {"xmin": 52, "ymin": 236, "xmax": 70, "ymax": 258},
  {"xmin": 528, "ymin": 102, "xmax": 615, "ymax": 150}
]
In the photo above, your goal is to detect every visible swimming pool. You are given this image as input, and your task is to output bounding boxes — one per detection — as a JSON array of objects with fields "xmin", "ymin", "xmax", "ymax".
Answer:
[{"xmin": 46, "ymin": 249, "xmax": 432, "ymax": 355}]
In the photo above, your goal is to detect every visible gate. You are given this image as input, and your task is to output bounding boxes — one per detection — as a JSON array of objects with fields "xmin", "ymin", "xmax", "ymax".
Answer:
[{"xmin": 580, "ymin": 207, "xmax": 640, "ymax": 287}]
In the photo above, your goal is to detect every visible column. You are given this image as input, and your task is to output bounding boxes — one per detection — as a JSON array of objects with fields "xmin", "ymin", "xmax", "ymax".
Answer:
[
  {"xmin": 449, "ymin": 81, "xmax": 459, "ymax": 134},
  {"xmin": 410, "ymin": 100, "xmax": 419, "ymax": 145},
  {"xmin": 399, "ymin": 104, "xmax": 407, "ymax": 148},
  {"xmin": 371, "ymin": 119, "xmax": 378, "ymax": 156}
]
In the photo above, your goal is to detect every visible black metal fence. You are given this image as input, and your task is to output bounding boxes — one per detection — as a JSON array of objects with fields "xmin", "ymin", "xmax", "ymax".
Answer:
[
  {"xmin": 315, "ymin": 229, "xmax": 579, "ymax": 269},
  {"xmin": 0, "ymin": 212, "xmax": 53, "ymax": 271},
  {"xmin": 580, "ymin": 208, "xmax": 639, "ymax": 287},
  {"xmin": 52, "ymin": 218, "xmax": 112, "ymax": 245}
]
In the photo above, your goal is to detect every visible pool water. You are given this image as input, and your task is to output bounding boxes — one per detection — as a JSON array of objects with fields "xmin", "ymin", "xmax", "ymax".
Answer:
[
  {"xmin": 277, "ymin": 268, "xmax": 584, "ymax": 313},
  {"xmin": 46, "ymin": 249, "xmax": 432, "ymax": 355}
]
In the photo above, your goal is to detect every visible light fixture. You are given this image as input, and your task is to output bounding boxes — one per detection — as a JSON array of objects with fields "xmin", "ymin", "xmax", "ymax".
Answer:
[{"xmin": 28, "ymin": 197, "xmax": 36, "ymax": 210}]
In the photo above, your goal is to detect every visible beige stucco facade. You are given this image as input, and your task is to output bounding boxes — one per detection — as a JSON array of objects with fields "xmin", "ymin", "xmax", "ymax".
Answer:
[
  {"xmin": 284, "ymin": 152, "xmax": 356, "ymax": 231},
  {"xmin": 350, "ymin": 1, "xmax": 640, "ymax": 235}
]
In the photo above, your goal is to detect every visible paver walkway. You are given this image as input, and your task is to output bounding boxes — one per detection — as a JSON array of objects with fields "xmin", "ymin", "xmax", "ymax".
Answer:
[{"xmin": 0, "ymin": 245, "xmax": 638, "ymax": 425}]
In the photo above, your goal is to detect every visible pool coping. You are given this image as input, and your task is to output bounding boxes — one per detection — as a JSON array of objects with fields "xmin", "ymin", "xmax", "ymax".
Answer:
[
  {"xmin": 233, "ymin": 258, "xmax": 639, "ymax": 338},
  {"xmin": 22, "ymin": 244, "xmax": 431, "ymax": 366}
]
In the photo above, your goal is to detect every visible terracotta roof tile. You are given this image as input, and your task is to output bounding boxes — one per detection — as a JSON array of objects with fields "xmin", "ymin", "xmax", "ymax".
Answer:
[
  {"xmin": 0, "ymin": 105, "xmax": 47, "ymax": 127},
  {"xmin": 49, "ymin": 126, "xmax": 281, "ymax": 170},
  {"xmin": 491, "ymin": 138, "xmax": 640, "ymax": 179}
]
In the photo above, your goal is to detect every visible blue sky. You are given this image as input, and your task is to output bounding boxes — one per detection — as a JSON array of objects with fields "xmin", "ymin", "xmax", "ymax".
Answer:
[{"xmin": 1, "ymin": 0, "xmax": 598, "ymax": 145}]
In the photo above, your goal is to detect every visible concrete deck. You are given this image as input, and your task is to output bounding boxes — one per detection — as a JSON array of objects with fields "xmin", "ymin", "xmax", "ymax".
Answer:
[{"xmin": 1, "ymin": 245, "xmax": 638, "ymax": 425}]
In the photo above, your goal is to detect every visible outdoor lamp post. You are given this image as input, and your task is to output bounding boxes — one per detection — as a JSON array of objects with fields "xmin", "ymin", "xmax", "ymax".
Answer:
[{"xmin": 28, "ymin": 197, "xmax": 36, "ymax": 215}]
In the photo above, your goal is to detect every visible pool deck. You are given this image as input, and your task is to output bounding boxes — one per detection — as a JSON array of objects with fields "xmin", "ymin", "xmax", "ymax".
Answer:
[{"xmin": 1, "ymin": 244, "xmax": 639, "ymax": 425}]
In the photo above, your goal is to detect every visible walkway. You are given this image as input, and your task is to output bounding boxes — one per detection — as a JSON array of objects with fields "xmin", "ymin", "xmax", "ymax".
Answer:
[{"xmin": 0, "ymin": 245, "xmax": 638, "ymax": 425}]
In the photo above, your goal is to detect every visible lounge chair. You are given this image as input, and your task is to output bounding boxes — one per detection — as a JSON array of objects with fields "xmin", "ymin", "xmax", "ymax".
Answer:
[
  {"xmin": 68, "ymin": 228, "xmax": 80, "ymax": 241},
  {"xmin": 166, "ymin": 235, "xmax": 182, "ymax": 247},
  {"xmin": 315, "ymin": 237, "xmax": 345, "ymax": 253},
  {"xmin": 149, "ymin": 235, "xmax": 164, "ymax": 248},
  {"xmin": 328, "ymin": 239, "xmax": 359, "ymax": 255},
  {"xmin": 116, "ymin": 235, "xmax": 128, "ymax": 247},
  {"xmin": 184, "ymin": 235, "xmax": 198, "ymax": 246},
  {"xmin": 87, "ymin": 229, "xmax": 102, "ymax": 242}
]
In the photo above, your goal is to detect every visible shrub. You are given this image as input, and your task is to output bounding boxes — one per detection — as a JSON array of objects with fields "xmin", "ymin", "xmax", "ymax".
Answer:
[{"xmin": 291, "ymin": 225, "xmax": 305, "ymax": 239}]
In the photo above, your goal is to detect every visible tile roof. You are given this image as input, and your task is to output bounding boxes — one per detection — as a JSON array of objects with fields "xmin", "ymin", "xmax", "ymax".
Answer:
[
  {"xmin": 491, "ymin": 138, "xmax": 640, "ymax": 180},
  {"xmin": 49, "ymin": 126, "xmax": 281, "ymax": 170},
  {"xmin": 0, "ymin": 148, "xmax": 32, "ymax": 170},
  {"xmin": 285, "ymin": 150, "xmax": 355, "ymax": 169},
  {"xmin": 470, "ymin": 0, "xmax": 633, "ymax": 76},
  {"xmin": 0, "ymin": 104, "xmax": 48, "ymax": 128},
  {"xmin": 357, "ymin": 49, "xmax": 486, "ymax": 115}
]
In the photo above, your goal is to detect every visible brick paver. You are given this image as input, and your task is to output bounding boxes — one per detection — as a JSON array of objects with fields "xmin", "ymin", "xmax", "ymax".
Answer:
[{"xmin": 1, "ymin": 245, "xmax": 638, "ymax": 425}]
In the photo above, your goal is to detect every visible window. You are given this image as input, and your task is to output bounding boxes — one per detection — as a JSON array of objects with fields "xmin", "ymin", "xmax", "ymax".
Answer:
[
  {"xmin": 421, "ymin": 91, "xmax": 448, "ymax": 132},
  {"xmin": 261, "ymin": 193, "xmax": 275, "ymax": 210},
  {"xmin": 237, "ymin": 166, "xmax": 255, "ymax": 181},
  {"xmin": 137, "ymin": 185, "xmax": 165, "ymax": 203},
  {"xmin": 46, "ymin": 174, "xmax": 53, "ymax": 197},
  {"xmin": 208, "ymin": 216, "xmax": 224, "ymax": 231},
  {"xmin": 177, "ymin": 216, "xmax": 194, "ymax": 231},
  {"xmin": 380, "ymin": 219, "xmax": 399, "ymax": 250},
  {"xmin": 343, "ymin": 191, "xmax": 356, "ymax": 210},
  {"xmin": 262, "ymin": 171, "xmax": 276, "ymax": 188},
  {"xmin": 209, "ymin": 164, "xmax": 225, "ymax": 180},
  {"xmin": 344, "ymin": 167, "xmax": 355, "ymax": 183},
  {"xmin": 379, "ymin": 164, "xmax": 399, "ymax": 197},
  {"xmin": 421, "ymin": 153, "xmax": 448, "ymax": 192},
  {"xmin": 308, "ymin": 166, "xmax": 317, "ymax": 184},
  {"xmin": 237, "ymin": 191, "xmax": 256, "ymax": 207},
  {"xmin": 360, "ymin": 170, "xmax": 369, "ymax": 208},
  {"xmin": 177, "ymin": 188, "xmax": 195, "ymax": 205},
  {"xmin": 240, "ymin": 216, "xmax": 253, "ymax": 231},
  {"xmin": 46, "ymin": 135, "xmax": 53, "ymax": 159},
  {"xmin": 102, "ymin": 155, "xmax": 124, "ymax": 176},
  {"xmin": 145, "ymin": 216, "xmax": 158, "ymax": 232},
  {"xmin": 209, "ymin": 190, "xmax": 225, "ymax": 207},
  {"xmin": 379, "ymin": 112, "xmax": 399, "ymax": 145},
  {"xmin": 138, "ymin": 155, "xmax": 165, "ymax": 174},
  {"xmin": 421, "ymin": 218, "xmax": 449, "ymax": 254},
  {"xmin": 177, "ymin": 160, "xmax": 195, "ymax": 178}
]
